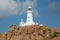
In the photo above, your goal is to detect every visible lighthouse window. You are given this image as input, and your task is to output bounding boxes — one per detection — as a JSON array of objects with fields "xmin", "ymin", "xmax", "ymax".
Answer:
[
  {"xmin": 28, "ymin": 20, "xmax": 30, "ymax": 21},
  {"xmin": 29, "ymin": 8, "xmax": 31, "ymax": 10},
  {"xmin": 28, "ymin": 16, "xmax": 30, "ymax": 18}
]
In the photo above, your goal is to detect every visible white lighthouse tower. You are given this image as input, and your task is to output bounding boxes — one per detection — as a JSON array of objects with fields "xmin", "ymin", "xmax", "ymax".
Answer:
[
  {"xmin": 26, "ymin": 6, "xmax": 35, "ymax": 25},
  {"xmin": 20, "ymin": 6, "xmax": 38, "ymax": 26}
]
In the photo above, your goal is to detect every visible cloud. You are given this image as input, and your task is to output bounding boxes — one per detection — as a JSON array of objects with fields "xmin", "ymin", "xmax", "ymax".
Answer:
[
  {"xmin": 0, "ymin": 0, "xmax": 39, "ymax": 17},
  {"xmin": 47, "ymin": 2, "xmax": 60, "ymax": 14},
  {"xmin": 0, "ymin": 0, "xmax": 21, "ymax": 17}
]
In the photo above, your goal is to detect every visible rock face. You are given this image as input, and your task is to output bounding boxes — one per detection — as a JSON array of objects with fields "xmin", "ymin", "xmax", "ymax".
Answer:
[{"xmin": 0, "ymin": 25, "xmax": 60, "ymax": 40}]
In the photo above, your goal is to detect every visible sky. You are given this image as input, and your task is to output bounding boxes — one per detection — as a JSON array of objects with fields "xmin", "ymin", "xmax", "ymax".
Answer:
[{"xmin": 0, "ymin": 0, "xmax": 60, "ymax": 32}]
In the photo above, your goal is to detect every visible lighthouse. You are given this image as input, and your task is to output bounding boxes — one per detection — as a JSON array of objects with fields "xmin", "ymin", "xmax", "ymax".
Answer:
[
  {"xmin": 20, "ymin": 6, "xmax": 38, "ymax": 26},
  {"xmin": 26, "ymin": 6, "xmax": 35, "ymax": 25}
]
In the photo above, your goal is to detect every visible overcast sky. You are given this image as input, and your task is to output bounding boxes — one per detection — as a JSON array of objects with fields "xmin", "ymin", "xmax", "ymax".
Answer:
[{"xmin": 0, "ymin": 0, "xmax": 60, "ymax": 32}]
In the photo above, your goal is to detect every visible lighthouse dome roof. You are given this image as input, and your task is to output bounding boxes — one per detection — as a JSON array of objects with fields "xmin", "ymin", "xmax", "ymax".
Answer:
[{"xmin": 28, "ymin": 6, "xmax": 31, "ymax": 8}]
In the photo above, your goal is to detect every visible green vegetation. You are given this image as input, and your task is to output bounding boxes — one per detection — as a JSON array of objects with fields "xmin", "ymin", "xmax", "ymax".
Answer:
[
  {"xmin": 49, "ymin": 32, "xmax": 60, "ymax": 38},
  {"xmin": 16, "ymin": 27, "xmax": 20, "ymax": 30},
  {"xmin": 43, "ymin": 30, "xmax": 46, "ymax": 34},
  {"xmin": 50, "ymin": 33, "xmax": 57, "ymax": 38},
  {"xmin": 38, "ymin": 33, "xmax": 41, "ymax": 35},
  {"xmin": 54, "ymin": 32, "xmax": 60, "ymax": 34},
  {"xmin": 14, "ymin": 27, "xmax": 20, "ymax": 32}
]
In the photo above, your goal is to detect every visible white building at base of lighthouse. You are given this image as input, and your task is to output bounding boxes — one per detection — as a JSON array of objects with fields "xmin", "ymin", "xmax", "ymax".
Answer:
[{"xmin": 20, "ymin": 6, "xmax": 38, "ymax": 26}]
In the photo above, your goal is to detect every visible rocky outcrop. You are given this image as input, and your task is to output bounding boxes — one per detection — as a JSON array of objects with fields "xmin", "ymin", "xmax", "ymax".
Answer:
[{"xmin": 0, "ymin": 25, "xmax": 60, "ymax": 40}]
